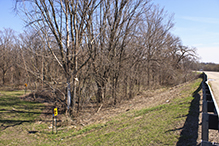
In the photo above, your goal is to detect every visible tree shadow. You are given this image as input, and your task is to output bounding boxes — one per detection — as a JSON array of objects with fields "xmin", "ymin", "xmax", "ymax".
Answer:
[
  {"xmin": 0, "ymin": 119, "xmax": 34, "ymax": 131},
  {"xmin": 0, "ymin": 108, "xmax": 51, "ymax": 115},
  {"xmin": 0, "ymin": 94, "xmax": 54, "ymax": 131},
  {"xmin": 175, "ymin": 76, "xmax": 203, "ymax": 146},
  {"xmin": 0, "ymin": 109, "xmax": 52, "ymax": 131},
  {"xmin": 175, "ymin": 93, "xmax": 200, "ymax": 145}
]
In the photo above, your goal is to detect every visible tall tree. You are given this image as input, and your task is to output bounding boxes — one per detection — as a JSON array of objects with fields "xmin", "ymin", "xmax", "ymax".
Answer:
[
  {"xmin": 0, "ymin": 28, "xmax": 15, "ymax": 85},
  {"xmin": 138, "ymin": 6, "xmax": 174, "ymax": 86},
  {"xmin": 92, "ymin": 0, "xmax": 149, "ymax": 104},
  {"xmin": 16, "ymin": 0, "xmax": 102, "ymax": 114}
]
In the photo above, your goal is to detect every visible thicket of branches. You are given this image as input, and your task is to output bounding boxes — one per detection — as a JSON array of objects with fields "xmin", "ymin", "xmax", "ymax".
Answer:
[{"xmin": 0, "ymin": 0, "xmax": 197, "ymax": 116}]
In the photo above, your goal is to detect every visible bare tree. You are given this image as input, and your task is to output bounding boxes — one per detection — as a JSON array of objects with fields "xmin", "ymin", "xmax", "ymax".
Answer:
[
  {"xmin": 137, "ymin": 5, "xmax": 174, "ymax": 86},
  {"xmin": 91, "ymin": 0, "xmax": 149, "ymax": 104},
  {"xmin": 0, "ymin": 28, "xmax": 16, "ymax": 85},
  {"xmin": 10, "ymin": 0, "xmax": 198, "ymax": 119},
  {"xmin": 16, "ymin": 0, "xmax": 102, "ymax": 115}
]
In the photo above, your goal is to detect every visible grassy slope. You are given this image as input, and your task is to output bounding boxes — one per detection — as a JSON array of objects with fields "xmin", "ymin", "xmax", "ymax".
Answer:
[
  {"xmin": 0, "ymin": 91, "xmax": 45, "ymax": 145},
  {"xmin": 0, "ymin": 78, "xmax": 202, "ymax": 146}
]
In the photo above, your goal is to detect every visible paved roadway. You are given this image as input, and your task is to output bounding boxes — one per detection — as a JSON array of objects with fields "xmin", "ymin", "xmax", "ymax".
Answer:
[{"xmin": 204, "ymin": 71, "xmax": 219, "ymax": 108}]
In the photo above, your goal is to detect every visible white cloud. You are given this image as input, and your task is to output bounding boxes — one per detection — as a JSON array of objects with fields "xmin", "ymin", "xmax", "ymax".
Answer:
[{"xmin": 197, "ymin": 46, "xmax": 219, "ymax": 63}]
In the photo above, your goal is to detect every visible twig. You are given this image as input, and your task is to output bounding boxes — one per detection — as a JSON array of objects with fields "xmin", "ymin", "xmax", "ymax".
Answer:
[{"xmin": 97, "ymin": 104, "xmax": 103, "ymax": 113}]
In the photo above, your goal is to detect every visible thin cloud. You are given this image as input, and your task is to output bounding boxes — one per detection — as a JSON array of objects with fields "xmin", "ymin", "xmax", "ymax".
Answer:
[
  {"xmin": 181, "ymin": 16, "xmax": 219, "ymax": 24},
  {"xmin": 213, "ymin": 42, "xmax": 219, "ymax": 45},
  {"xmin": 192, "ymin": 43, "xmax": 204, "ymax": 47}
]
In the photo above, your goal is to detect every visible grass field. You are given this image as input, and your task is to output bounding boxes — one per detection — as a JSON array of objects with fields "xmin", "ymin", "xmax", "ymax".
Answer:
[{"xmin": 0, "ymin": 78, "xmax": 202, "ymax": 145}]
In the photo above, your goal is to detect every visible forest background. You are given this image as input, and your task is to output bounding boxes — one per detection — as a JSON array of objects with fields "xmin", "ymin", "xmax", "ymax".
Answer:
[{"xmin": 0, "ymin": 0, "xmax": 204, "ymax": 117}]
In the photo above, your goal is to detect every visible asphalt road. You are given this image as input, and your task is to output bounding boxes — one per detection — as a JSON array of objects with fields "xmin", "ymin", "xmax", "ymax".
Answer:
[{"xmin": 204, "ymin": 71, "xmax": 219, "ymax": 108}]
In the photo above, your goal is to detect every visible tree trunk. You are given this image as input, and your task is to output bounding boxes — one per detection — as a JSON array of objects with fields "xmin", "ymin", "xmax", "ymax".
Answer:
[
  {"xmin": 112, "ymin": 77, "xmax": 116, "ymax": 105},
  {"xmin": 147, "ymin": 67, "xmax": 150, "ymax": 87},
  {"xmin": 1, "ymin": 68, "xmax": 10, "ymax": 85},
  {"xmin": 2, "ymin": 70, "xmax": 6, "ymax": 85},
  {"xmin": 129, "ymin": 78, "xmax": 134, "ymax": 99},
  {"xmin": 77, "ymin": 94, "xmax": 80, "ymax": 113},
  {"xmin": 124, "ymin": 76, "xmax": 128, "ymax": 99},
  {"xmin": 67, "ymin": 78, "xmax": 71, "ymax": 113},
  {"xmin": 72, "ymin": 75, "xmax": 77, "ymax": 112},
  {"xmin": 96, "ymin": 81, "xmax": 103, "ymax": 103},
  {"xmin": 113, "ymin": 76, "xmax": 119, "ymax": 105}
]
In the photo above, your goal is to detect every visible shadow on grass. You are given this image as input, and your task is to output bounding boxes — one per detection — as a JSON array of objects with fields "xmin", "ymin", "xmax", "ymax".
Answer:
[
  {"xmin": 0, "ymin": 119, "xmax": 34, "ymax": 131},
  {"xmin": 0, "ymin": 109, "xmax": 53, "ymax": 131},
  {"xmin": 176, "ymin": 93, "xmax": 200, "ymax": 146},
  {"xmin": 0, "ymin": 108, "xmax": 51, "ymax": 115},
  {"xmin": 165, "ymin": 75, "xmax": 203, "ymax": 145},
  {"xmin": 0, "ymin": 119, "xmax": 58, "ymax": 131},
  {"xmin": 175, "ymin": 75, "xmax": 203, "ymax": 146},
  {"xmin": 0, "ymin": 93, "xmax": 54, "ymax": 131}
]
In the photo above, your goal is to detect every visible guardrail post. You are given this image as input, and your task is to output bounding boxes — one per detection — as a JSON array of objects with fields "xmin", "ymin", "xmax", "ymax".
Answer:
[
  {"xmin": 202, "ymin": 82, "xmax": 207, "ymax": 113},
  {"xmin": 202, "ymin": 112, "xmax": 209, "ymax": 141},
  {"xmin": 202, "ymin": 80, "xmax": 209, "ymax": 142}
]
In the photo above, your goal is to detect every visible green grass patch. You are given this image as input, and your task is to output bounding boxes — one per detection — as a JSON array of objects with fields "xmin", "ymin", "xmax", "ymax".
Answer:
[
  {"xmin": 0, "ymin": 78, "xmax": 202, "ymax": 145},
  {"xmin": 38, "ymin": 79, "xmax": 202, "ymax": 145},
  {"xmin": 0, "ymin": 91, "xmax": 44, "ymax": 127},
  {"xmin": 0, "ymin": 91, "xmax": 45, "ymax": 146},
  {"xmin": 70, "ymin": 79, "xmax": 202, "ymax": 145}
]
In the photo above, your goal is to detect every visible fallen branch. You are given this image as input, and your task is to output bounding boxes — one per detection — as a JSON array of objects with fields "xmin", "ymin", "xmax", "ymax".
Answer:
[{"xmin": 97, "ymin": 104, "xmax": 103, "ymax": 113}]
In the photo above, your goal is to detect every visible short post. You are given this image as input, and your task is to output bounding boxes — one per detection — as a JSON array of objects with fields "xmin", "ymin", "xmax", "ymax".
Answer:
[
  {"xmin": 24, "ymin": 83, "xmax": 27, "ymax": 95},
  {"xmin": 52, "ymin": 108, "xmax": 58, "ymax": 134},
  {"xmin": 52, "ymin": 116, "xmax": 54, "ymax": 134},
  {"xmin": 55, "ymin": 116, "xmax": 57, "ymax": 134}
]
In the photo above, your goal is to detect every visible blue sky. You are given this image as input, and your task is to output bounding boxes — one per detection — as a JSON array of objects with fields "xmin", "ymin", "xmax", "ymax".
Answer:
[
  {"xmin": 1, "ymin": 0, "xmax": 219, "ymax": 63},
  {"xmin": 153, "ymin": 0, "xmax": 219, "ymax": 63},
  {"xmin": 0, "ymin": 0, "xmax": 24, "ymax": 32}
]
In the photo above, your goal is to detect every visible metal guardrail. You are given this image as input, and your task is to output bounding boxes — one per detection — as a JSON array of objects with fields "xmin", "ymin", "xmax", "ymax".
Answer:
[{"xmin": 201, "ymin": 73, "xmax": 219, "ymax": 146}]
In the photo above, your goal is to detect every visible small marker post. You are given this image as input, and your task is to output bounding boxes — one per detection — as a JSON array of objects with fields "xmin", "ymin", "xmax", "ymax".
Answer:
[
  {"xmin": 52, "ymin": 115, "xmax": 54, "ymax": 134},
  {"xmin": 53, "ymin": 108, "xmax": 58, "ymax": 134},
  {"xmin": 24, "ymin": 83, "xmax": 27, "ymax": 94},
  {"xmin": 55, "ymin": 116, "xmax": 57, "ymax": 134}
]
